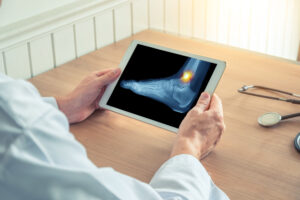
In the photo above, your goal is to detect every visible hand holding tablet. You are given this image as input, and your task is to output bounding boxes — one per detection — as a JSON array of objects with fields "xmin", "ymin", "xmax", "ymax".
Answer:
[
  {"xmin": 170, "ymin": 92, "xmax": 225, "ymax": 159},
  {"xmin": 100, "ymin": 40, "xmax": 226, "ymax": 133}
]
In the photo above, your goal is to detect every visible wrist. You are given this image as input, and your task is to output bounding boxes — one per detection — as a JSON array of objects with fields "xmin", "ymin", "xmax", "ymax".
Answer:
[
  {"xmin": 170, "ymin": 137, "xmax": 202, "ymax": 160},
  {"xmin": 55, "ymin": 94, "xmax": 79, "ymax": 123}
]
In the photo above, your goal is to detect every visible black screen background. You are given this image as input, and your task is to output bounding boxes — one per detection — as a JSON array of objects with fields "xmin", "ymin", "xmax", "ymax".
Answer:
[{"xmin": 107, "ymin": 44, "xmax": 216, "ymax": 128}]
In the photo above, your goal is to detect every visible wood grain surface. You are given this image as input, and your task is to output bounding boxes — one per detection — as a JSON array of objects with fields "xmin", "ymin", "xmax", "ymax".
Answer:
[{"xmin": 29, "ymin": 30, "xmax": 300, "ymax": 200}]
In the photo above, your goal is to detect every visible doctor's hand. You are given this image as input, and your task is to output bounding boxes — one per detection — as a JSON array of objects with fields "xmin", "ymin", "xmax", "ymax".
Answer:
[
  {"xmin": 170, "ymin": 92, "xmax": 225, "ymax": 160},
  {"xmin": 56, "ymin": 68, "xmax": 121, "ymax": 124}
]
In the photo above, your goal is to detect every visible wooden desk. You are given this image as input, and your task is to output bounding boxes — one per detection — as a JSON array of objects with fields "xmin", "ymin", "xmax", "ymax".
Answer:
[{"xmin": 29, "ymin": 30, "xmax": 300, "ymax": 200}]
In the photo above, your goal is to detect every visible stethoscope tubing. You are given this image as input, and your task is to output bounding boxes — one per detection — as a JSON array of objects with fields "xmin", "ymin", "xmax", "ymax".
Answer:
[
  {"xmin": 239, "ymin": 85, "xmax": 300, "ymax": 153},
  {"xmin": 238, "ymin": 90, "xmax": 300, "ymax": 104},
  {"xmin": 281, "ymin": 112, "xmax": 300, "ymax": 120},
  {"xmin": 238, "ymin": 85, "xmax": 300, "ymax": 104}
]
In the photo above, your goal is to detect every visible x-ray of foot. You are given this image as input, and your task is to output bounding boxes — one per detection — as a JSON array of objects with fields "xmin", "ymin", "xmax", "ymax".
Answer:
[{"xmin": 120, "ymin": 58, "xmax": 211, "ymax": 113}]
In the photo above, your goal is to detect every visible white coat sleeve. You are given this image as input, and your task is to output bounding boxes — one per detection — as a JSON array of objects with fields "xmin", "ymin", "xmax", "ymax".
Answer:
[
  {"xmin": 42, "ymin": 97, "xmax": 58, "ymax": 108},
  {"xmin": 0, "ymin": 77, "xmax": 229, "ymax": 200},
  {"xmin": 150, "ymin": 154, "xmax": 229, "ymax": 200}
]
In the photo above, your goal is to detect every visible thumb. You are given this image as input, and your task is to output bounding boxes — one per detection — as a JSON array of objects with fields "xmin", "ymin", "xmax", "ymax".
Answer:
[
  {"xmin": 195, "ymin": 92, "xmax": 211, "ymax": 112},
  {"xmin": 98, "ymin": 68, "xmax": 121, "ymax": 86}
]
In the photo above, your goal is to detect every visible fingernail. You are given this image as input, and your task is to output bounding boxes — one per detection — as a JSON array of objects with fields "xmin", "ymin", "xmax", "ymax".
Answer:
[
  {"xmin": 112, "ymin": 68, "xmax": 119, "ymax": 74},
  {"xmin": 200, "ymin": 92, "xmax": 210, "ymax": 100}
]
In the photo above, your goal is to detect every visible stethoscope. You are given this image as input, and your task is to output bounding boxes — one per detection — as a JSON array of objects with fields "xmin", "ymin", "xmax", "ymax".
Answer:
[
  {"xmin": 258, "ymin": 112, "xmax": 300, "ymax": 152},
  {"xmin": 238, "ymin": 85, "xmax": 300, "ymax": 153}
]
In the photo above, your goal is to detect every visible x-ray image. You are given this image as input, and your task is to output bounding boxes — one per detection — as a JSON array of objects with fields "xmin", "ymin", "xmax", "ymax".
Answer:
[
  {"xmin": 120, "ymin": 58, "xmax": 211, "ymax": 113},
  {"xmin": 107, "ymin": 44, "xmax": 216, "ymax": 128}
]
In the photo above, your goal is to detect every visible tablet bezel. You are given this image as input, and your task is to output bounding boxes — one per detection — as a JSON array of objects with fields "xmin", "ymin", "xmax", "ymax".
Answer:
[{"xmin": 99, "ymin": 40, "xmax": 226, "ymax": 133}]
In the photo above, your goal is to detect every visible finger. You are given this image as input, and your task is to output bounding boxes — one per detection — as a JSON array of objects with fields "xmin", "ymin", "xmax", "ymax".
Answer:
[
  {"xmin": 194, "ymin": 92, "xmax": 211, "ymax": 113},
  {"xmin": 209, "ymin": 94, "xmax": 224, "ymax": 117},
  {"xmin": 97, "ymin": 68, "xmax": 121, "ymax": 86},
  {"xmin": 94, "ymin": 68, "xmax": 116, "ymax": 77},
  {"xmin": 95, "ymin": 87, "xmax": 106, "ymax": 109}
]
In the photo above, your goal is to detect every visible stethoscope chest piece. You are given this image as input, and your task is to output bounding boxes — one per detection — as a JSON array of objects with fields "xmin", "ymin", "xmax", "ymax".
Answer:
[
  {"xmin": 258, "ymin": 113, "xmax": 300, "ymax": 153},
  {"xmin": 295, "ymin": 133, "xmax": 300, "ymax": 153},
  {"xmin": 258, "ymin": 112, "xmax": 282, "ymax": 127}
]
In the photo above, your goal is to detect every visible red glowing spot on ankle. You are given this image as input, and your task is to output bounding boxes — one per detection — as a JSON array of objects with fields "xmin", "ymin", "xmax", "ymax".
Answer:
[{"xmin": 180, "ymin": 71, "xmax": 193, "ymax": 83}]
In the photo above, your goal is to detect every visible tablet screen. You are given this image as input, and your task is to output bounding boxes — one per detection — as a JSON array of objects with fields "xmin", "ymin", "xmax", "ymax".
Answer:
[{"xmin": 107, "ymin": 44, "xmax": 216, "ymax": 128}]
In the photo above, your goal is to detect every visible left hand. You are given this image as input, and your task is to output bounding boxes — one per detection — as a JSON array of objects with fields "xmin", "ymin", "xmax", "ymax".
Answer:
[{"xmin": 56, "ymin": 68, "xmax": 121, "ymax": 123}]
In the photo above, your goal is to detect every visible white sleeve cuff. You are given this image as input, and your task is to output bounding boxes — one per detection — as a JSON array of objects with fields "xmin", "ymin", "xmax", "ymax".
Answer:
[
  {"xmin": 42, "ymin": 97, "xmax": 58, "ymax": 109},
  {"xmin": 150, "ymin": 154, "xmax": 229, "ymax": 200}
]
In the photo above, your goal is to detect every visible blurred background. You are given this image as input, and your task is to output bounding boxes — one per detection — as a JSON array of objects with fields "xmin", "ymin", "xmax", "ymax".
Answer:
[{"xmin": 0, "ymin": 0, "xmax": 299, "ymax": 79}]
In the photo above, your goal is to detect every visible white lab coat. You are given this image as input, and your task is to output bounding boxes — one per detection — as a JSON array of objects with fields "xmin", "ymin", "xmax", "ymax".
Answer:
[{"xmin": 0, "ymin": 73, "xmax": 229, "ymax": 200}]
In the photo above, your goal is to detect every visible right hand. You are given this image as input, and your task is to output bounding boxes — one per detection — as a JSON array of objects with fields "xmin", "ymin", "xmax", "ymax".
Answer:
[
  {"xmin": 170, "ymin": 92, "xmax": 225, "ymax": 160},
  {"xmin": 56, "ymin": 68, "xmax": 121, "ymax": 124}
]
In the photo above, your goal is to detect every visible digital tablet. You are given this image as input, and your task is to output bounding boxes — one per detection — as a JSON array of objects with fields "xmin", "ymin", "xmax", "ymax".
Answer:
[{"xmin": 99, "ymin": 40, "xmax": 226, "ymax": 133}]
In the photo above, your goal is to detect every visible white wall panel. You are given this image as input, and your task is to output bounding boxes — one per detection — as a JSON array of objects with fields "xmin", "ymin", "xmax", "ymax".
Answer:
[
  {"xmin": 165, "ymin": 0, "xmax": 179, "ymax": 34},
  {"xmin": 0, "ymin": 53, "xmax": 5, "ymax": 74},
  {"xmin": 0, "ymin": 0, "xmax": 77, "ymax": 27},
  {"xmin": 2, "ymin": 0, "xmax": 299, "ymax": 81},
  {"xmin": 114, "ymin": 3, "xmax": 132, "ymax": 41},
  {"xmin": 283, "ymin": 0, "xmax": 295, "ymax": 59},
  {"xmin": 206, "ymin": 0, "xmax": 219, "ymax": 41},
  {"xmin": 75, "ymin": 19, "xmax": 96, "ymax": 57},
  {"xmin": 266, "ymin": 0, "xmax": 286, "ymax": 57},
  {"xmin": 238, "ymin": 0, "xmax": 252, "ymax": 49},
  {"xmin": 30, "ymin": 35, "xmax": 54, "ymax": 76},
  {"xmin": 288, "ymin": 0, "xmax": 300, "ymax": 60},
  {"xmin": 227, "ymin": 0, "xmax": 242, "ymax": 47},
  {"xmin": 149, "ymin": 0, "xmax": 164, "ymax": 30},
  {"xmin": 217, "ymin": 0, "xmax": 230, "ymax": 44},
  {"xmin": 249, "ymin": 0, "xmax": 270, "ymax": 53},
  {"xmin": 291, "ymin": 0, "xmax": 300, "ymax": 60},
  {"xmin": 5, "ymin": 45, "xmax": 31, "ymax": 79},
  {"xmin": 95, "ymin": 11, "xmax": 114, "ymax": 48},
  {"xmin": 179, "ymin": 0, "xmax": 192, "ymax": 37},
  {"xmin": 132, "ymin": 0, "xmax": 148, "ymax": 34},
  {"xmin": 53, "ymin": 26, "xmax": 76, "ymax": 66},
  {"xmin": 193, "ymin": 0, "xmax": 207, "ymax": 39}
]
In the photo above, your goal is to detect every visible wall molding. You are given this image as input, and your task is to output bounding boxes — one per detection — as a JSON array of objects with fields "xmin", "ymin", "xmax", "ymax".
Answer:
[
  {"xmin": 0, "ymin": 0, "xmax": 128, "ymax": 50},
  {"xmin": 1, "ymin": 0, "xmax": 298, "ymax": 80},
  {"xmin": 0, "ymin": 0, "xmax": 149, "ymax": 79}
]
